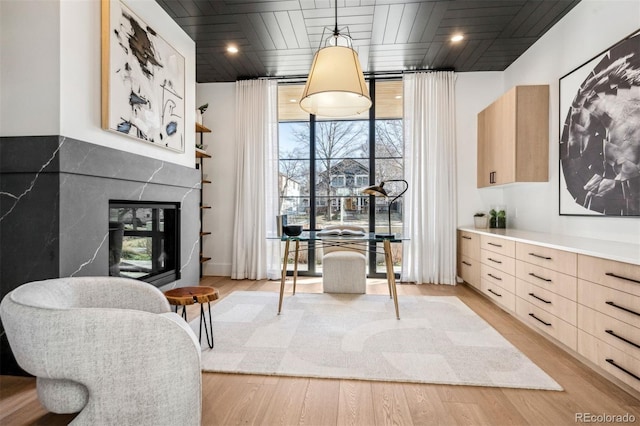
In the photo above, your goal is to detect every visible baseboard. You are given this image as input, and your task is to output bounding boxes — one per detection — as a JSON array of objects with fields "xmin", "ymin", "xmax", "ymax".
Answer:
[{"xmin": 203, "ymin": 262, "xmax": 231, "ymax": 277}]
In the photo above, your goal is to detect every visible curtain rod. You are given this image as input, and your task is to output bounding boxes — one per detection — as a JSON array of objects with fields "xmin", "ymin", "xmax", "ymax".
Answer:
[{"xmin": 238, "ymin": 68, "xmax": 454, "ymax": 83}]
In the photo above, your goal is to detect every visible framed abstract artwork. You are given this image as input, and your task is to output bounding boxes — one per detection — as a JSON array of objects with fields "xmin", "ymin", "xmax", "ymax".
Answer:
[
  {"xmin": 559, "ymin": 29, "xmax": 640, "ymax": 217},
  {"xmin": 101, "ymin": 0, "xmax": 185, "ymax": 152}
]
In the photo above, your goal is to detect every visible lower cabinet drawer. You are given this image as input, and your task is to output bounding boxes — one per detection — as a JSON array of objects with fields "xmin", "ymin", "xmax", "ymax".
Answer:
[
  {"xmin": 480, "ymin": 235, "xmax": 515, "ymax": 257},
  {"xmin": 458, "ymin": 255, "xmax": 480, "ymax": 289},
  {"xmin": 480, "ymin": 249, "xmax": 515, "ymax": 275},
  {"xmin": 481, "ymin": 278, "xmax": 515, "ymax": 312},
  {"xmin": 481, "ymin": 263, "xmax": 516, "ymax": 293},
  {"xmin": 516, "ymin": 279, "xmax": 577, "ymax": 325},
  {"xmin": 578, "ymin": 255, "xmax": 640, "ymax": 297},
  {"xmin": 515, "ymin": 260, "xmax": 577, "ymax": 301},
  {"xmin": 578, "ymin": 330, "xmax": 640, "ymax": 393},
  {"xmin": 578, "ymin": 304, "xmax": 640, "ymax": 361},
  {"xmin": 516, "ymin": 242, "xmax": 577, "ymax": 276},
  {"xmin": 578, "ymin": 279, "xmax": 640, "ymax": 326},
  {"xmin": 516, "ymin": 297, "xmax": 577, "ymax": 350},
  {"xmin": 459, "ymin": 230, "xmax": 480, "ymax": 260}
]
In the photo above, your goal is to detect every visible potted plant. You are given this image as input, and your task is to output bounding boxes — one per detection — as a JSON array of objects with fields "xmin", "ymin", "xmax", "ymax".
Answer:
[
  {"xmin": 496, "ymin": 208, "xmax": 506, "ymax": 228},
  {"xmin": 489, "ymin": 209, "xmax": 497, "ymax": 228},
  {"xmin": 473, "ymin": 212, "xmax": 488, "ymax": 229}
]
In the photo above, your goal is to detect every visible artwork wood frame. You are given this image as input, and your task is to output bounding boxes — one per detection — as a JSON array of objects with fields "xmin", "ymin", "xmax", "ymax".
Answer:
[
  {"xmin": 559, "ymin": 29, "xmax": 640, "ymax": 217},
  {"xmin": 101, "ymin": 0, "xmax": 185, "ymax": 152}
]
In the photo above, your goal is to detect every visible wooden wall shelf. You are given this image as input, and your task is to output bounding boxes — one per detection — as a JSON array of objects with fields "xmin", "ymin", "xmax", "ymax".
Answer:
[
  {"xmin": 196, "ymin": 148, "xmax": 211, "ymax": 158},
  {"xmin": 196, "ymin": 122, "xmax": 213, "ymax": 276},
  {"xmin": 195, "ymin": 123, "xmax": 211, "ymax": 133}
]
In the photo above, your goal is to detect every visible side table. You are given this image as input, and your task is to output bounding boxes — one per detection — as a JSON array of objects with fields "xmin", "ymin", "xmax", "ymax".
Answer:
[{"xmin": 164, "ymin": 286, "xmax": 219, "ymax": 349}]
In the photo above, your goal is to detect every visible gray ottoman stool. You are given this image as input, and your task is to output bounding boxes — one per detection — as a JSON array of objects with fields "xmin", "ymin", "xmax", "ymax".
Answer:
[{"xmin": 322, "ymin": 251, "xmax": 366, "ymax": 293}]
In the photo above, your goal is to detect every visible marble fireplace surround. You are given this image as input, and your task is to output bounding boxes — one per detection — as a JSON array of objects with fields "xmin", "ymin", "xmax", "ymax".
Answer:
[{"xmin": 0, "ymin": 136, "xmax": 200, "ymax": 373}]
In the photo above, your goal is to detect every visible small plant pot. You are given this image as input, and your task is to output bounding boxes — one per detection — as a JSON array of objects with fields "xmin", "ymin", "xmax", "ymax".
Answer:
[{"xmin": 474, "ymin": 216, "xmax": 488, "ymax": 229}]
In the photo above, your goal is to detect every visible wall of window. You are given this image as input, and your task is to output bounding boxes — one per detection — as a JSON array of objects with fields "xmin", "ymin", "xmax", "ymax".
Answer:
[{"xmin": 278, "ymin": 80, "xmax": 403, "ymax": 276}]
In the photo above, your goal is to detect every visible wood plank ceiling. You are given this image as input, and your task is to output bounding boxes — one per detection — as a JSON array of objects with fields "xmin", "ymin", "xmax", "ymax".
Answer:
[{"xmin": 156, "ymin": 0, "xmax": 581, "ymax": 83}]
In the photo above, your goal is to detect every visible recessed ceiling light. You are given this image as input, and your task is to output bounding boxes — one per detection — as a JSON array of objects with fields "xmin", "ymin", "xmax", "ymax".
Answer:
[
  {"xmin": 395, "ymin": 95, "xmax": 402, "ymax": 99},
  {"xmin": 227, "ymin": 45, "xmax": 239, "ymax": 54},
  {"xmin": 289, "ymin": 99, "xmax": 297, "ymax": 103},
  {"xmin": 451, "ymin": 34, "xmax": 464, "ymax": 42}
]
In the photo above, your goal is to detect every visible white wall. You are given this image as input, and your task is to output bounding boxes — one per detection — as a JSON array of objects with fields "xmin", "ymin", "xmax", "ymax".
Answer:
[
  {"xmin": 499, "ymin": 0, "xmax": 640, "ymax": 243},
  {"xmin": 0, "ymin": 0, "xmax": 60, "ymax": 135},
  {"xmin": 1, "ymin": 0, "xmax": 196, "ymax": 168},
  {"xmin": 197, "ymin": 82, "xmax": 236, "ymax": 276}
]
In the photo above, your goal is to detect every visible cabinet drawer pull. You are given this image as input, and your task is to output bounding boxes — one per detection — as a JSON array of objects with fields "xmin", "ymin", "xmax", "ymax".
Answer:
[
  {"xmin": 528, "ymin": 292, "xmax": 551, "ymax": 304},
  {"xmin": 528, "ymin": 272, "xmax": 552, "ymax": 282},
  {"xmin": 605, "ymin": 301, "xmax": 640, "ymax": 317},
  {"xmin": 462, "ymin": 236, "xmax": 472, "ymax": 240},
  {"xmin": 487, "ymin": 242, "xmax": 502, "ymax": 248},
  {"xmin": 605, "ymin": 359, "xmax": 640, "ymax": 381},
  {"xmin": 462, "ymin": 261, "xmax": 472, "ymax": 266},
  {"xmin": 488, "ymin": 288, "xmax": 502, "ymax": 297},
  {"xmin": 487, "ymin": 257, "xmax": 502, "ymax": 264},
  {"xmin": 528, "ymin": 252, "xmax": 551, "ymax": 260},
  {"xmin": 605, "ymin": 330, "xmax": 640, "ymax": 349},
  {"xmin": 605, "ymin": 272, "xmax": 640, "ymax": 285},
  {"xmin": 487, "ymin": 273, "xmax": 502, "ymax": 281},
  {"xmin": 489, "ymin": 171, "xmax": 496, "ymax": 184},
  {"xmin": 528, "ymin": 313, "xmax": 551, "ymax": 326}
]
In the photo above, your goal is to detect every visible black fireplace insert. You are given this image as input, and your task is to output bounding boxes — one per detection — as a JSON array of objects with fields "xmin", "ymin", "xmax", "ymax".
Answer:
[{"xmin": 109, "ymin": 200, "xmax": 180, "ymax": 287}]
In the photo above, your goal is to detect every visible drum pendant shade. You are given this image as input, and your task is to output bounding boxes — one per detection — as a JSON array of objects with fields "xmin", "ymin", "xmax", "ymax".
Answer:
[{"xmin": 300, "ymin": 46, "xmax": 371, "ymax": 117}]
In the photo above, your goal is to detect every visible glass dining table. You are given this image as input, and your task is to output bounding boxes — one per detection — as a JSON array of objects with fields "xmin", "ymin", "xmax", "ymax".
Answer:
[{"xmin": 271, "ymin": 231, "xmax": 405, "ymax": 319}]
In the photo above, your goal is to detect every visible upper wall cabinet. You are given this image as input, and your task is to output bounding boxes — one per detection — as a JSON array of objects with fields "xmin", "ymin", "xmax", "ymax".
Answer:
[{"xmin": 477, "ymin": 85, "xmax": 549, "ymax": 188}]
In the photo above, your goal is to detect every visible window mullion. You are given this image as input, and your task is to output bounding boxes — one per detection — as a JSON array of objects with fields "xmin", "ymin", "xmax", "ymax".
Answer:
[
  {"xmin": 368, "ymin": 79, "xmax": 378, "ymax": 276},
  {"xmin": 308, "ymin": 114, "xmax": 317, "ymax": 274}
]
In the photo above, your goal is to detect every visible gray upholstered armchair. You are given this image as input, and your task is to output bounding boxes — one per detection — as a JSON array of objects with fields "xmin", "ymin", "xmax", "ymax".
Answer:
[{"xmin": 0, "ymin": 277, "xmax": 202, "ymax": 425}]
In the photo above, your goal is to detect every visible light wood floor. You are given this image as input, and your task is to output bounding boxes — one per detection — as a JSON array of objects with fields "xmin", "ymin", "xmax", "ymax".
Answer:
[{"xmin": 1, "ymin": 276, "xmax": 639, "ymax": 425}]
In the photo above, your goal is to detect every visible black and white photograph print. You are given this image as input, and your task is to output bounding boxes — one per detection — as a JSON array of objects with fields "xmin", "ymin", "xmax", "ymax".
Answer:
[
  {"xmin": 559, "ymin": 30, "xmax": 640, "ymax": 217},
  {"xmin": 102, "ymin": 0, "xmax": 185, "ymax": 152}
]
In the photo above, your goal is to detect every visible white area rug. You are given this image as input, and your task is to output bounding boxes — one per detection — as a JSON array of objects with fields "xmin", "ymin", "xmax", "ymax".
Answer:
[{"xmin": 190, "ymin": 291, "xmax": 562, "ymax": 390}]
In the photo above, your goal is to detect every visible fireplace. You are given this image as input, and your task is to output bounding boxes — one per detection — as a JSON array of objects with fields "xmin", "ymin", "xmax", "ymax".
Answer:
[
  {"xmin": 1, "ymin": 136, "xmax": 201, "ymax": 375},
  {"xmin": 109, "ymin": 201, "xmax": 180, "ymax": 287}
]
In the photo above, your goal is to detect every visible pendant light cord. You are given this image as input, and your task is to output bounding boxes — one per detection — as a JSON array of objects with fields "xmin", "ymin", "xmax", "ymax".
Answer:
[{"xmin": 333, "ymin": 0, "xmax": 338, "ymax": 36}]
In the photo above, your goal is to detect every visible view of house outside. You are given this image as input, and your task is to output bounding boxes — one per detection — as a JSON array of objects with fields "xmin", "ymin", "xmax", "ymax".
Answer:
[{"xmin": 278, "ymin": 80, "xmax": 403, "ymax": 276}]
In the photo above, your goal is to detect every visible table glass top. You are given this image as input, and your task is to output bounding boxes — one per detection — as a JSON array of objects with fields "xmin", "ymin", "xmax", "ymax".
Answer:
[{"xmin": 268, "ymin": 231, "xmax": 406, "ymax": 242}]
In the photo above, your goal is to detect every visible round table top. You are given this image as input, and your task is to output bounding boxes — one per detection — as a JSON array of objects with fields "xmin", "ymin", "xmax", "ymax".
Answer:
[{"xmin": 164, "ymin": 286, "xmax": 219, "ymax": 305}]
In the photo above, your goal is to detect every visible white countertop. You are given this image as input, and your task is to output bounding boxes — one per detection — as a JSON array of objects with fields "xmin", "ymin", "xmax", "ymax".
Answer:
[{"xmin": 458, "ymin": 226, "xmax": 640, "ymax": 266}]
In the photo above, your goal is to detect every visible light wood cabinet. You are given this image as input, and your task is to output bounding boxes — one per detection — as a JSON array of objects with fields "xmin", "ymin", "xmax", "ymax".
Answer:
[
  {"xmin": 577, "ymin": 256, "xmax": 640, "ymax": 393},
  {"xmin": 577, "ymin": 255, "xmax": 640, "ymax": 297},
  {"xmin": 578, "ymin": 330, "xmax": 640, "ymax": 393},
  {"xmin": 458, "ymin": 227, "xmax": 640, "ymax": 396},
  {"xmin": 478, "ymin": 235, "xmax": 517, "ymax": 313},
  {"xmin": 516, "ymin": 296, "xmax": 577, "ymax": 350},
  {"xmin": 477, "ymin": 85, "xmax": 549, "ymax": 188},
  {"xmin": 457, "ymin": 231, "xmax": 480, "ymax": 289},
  {"xmin": 516, "ymin": 242, "xmax": 577, "ymax": 276},
  {"xmin": 482, "ymin": 278, "xmax": 516, "ymax": 311},
  {"xmin": 480, "ymin": 235, "xmax": 515, "ymax": 257},
  {"xmin": 516, "ymin": 260, "xmax": 577, "ymax": 301}
]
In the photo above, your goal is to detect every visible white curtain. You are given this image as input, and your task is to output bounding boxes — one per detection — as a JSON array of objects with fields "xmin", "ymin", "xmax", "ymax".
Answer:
[
  {"xmin": 401, "ymin": 71, "xmax": 457, "ymax": 285},
  {"xmin": 231, "ymin": 79, "xmax": 281, "ymax": 280}
]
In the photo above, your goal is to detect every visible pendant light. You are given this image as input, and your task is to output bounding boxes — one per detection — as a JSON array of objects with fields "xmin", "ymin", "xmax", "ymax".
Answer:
[{"xmin": 299, "ymin": 0, "xmax": 371, "ymax": 117}]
